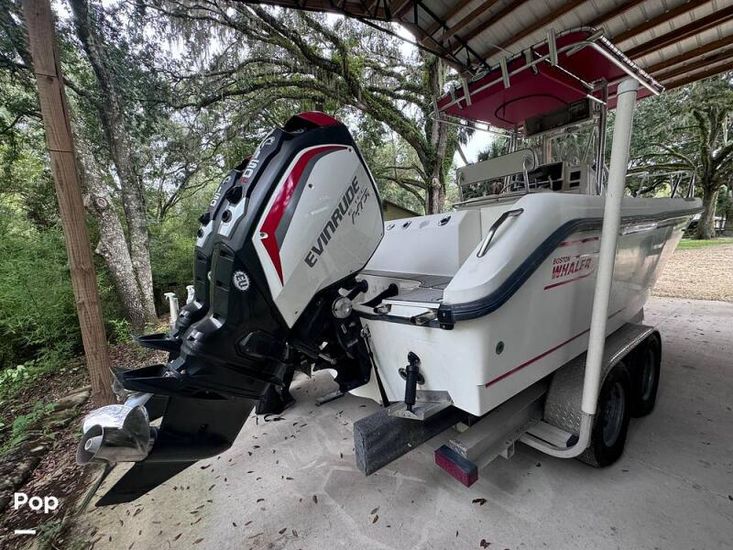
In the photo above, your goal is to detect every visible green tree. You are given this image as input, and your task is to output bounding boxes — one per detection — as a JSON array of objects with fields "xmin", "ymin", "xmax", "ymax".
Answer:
[
  {"xmin": 629, "ymin": 74, "xmax": 733, "ymax": 239},
  {"xmin": 150, "ymin": 1, "xmax": 466, "ymax": 213}
]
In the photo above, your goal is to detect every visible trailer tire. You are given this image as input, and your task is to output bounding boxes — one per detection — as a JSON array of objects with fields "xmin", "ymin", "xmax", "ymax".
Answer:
[
  {"xmin": 630, "ymin": 333, "xmax": 661, "ymax": 418},
  {"xmin": 578, "ymin": 362, "xmax": 631, "ymax": 468}
]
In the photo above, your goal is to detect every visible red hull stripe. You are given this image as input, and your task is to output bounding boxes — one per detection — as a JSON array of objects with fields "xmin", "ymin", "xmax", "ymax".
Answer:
[
  {"xmin": 484, "ymin": 308, "xmax": 624, "ymax": 388},
  {"xmin": 260, "ymin": 145, "xmax": 347, "ymax": 283},
  {"xmin": 543, "ymin": 271, "xmax": 593, "ymax": 290}
]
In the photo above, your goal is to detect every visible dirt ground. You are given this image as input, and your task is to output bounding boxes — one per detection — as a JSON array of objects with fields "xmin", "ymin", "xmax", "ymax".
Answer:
[
  {"xmin": 653, "ymin": 243, "xmax": 733, "ymax": 302},
  {"xmin": 0, "ymin": 344, "xmax": 166, "ymax": 550}
]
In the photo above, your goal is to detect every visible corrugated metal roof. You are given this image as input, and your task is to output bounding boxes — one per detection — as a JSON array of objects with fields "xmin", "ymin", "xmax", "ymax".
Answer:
[{"xmin": 240, "ymin": 0, "xmax": 733, "ymax": 89}]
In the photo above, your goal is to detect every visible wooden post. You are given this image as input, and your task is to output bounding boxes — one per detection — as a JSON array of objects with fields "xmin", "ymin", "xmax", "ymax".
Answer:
[{"xmin": 23, "ymin": 0, "xmax": 115, "ymax": 405}]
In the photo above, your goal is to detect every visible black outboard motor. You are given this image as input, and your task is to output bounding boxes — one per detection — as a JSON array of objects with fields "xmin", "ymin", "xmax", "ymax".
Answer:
[
  {"xmin": 134, "ymin": 166, "xmax": 241, "ymax": 358},
  {"xmin": 77, "ymin": 112, "xmax": 384, "ymax": 505}
]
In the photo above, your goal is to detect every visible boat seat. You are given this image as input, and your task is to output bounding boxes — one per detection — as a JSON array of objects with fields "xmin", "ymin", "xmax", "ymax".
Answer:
[{"xmin": 456, "ymin": 148, "xmax": 537, "ymax": 187}]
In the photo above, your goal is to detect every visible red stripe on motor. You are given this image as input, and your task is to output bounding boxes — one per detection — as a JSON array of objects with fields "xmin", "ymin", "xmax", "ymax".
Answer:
[
  {"xmin": 296, "ymin": 111, "xmax": 340, "ymax": 127},
  {"xmin": 259, "ymin": 145, "xmax": 346, "ymax": 283}
]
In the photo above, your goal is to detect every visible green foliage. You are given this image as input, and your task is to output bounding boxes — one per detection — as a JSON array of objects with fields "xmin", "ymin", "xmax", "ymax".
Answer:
[
  {"xmin": 0, "ymin": 216, "xmax": 80, "ymax": 368},
  {"xmin": 149, "ymin": 181, "xmax": 214, "ymax": 302},
  {"xmin": 677, "ymin": 237, "xmax": 733, "ymax": 250},
  {"xmin": 107, "ymin": 318, "xmax": 133, "ymax": 344},
  {"xmin": 1, "ymin": 400, "xmax": 54, "ymax": 455},
  {"xmin": 0, "ymin": 354, "xmax": 65, "ymax": 405},
  {"xmin": 628, "ymin": 76, "xmax": 733, "ymax": 205},
  {"xmin": 0, "ymin": 363, "xmax": 32, "ymax": 390}
]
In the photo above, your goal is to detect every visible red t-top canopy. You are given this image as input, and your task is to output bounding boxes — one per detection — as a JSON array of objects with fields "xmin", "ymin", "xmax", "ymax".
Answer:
[{"xmin": 437, "ymin": 29, "xmax": 662, "ymax": 130}]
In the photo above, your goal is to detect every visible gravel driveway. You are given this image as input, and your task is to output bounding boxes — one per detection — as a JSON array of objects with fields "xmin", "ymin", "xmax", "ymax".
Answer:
[{"xmin": 653, "ymin": 243, "xmax": 733, "ymax": 302}]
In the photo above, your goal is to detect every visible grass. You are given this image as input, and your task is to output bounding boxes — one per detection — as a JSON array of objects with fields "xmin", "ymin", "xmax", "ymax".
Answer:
[{"xmin": 677, "ymin": 237, "xmax": 733, "ymax": 250}]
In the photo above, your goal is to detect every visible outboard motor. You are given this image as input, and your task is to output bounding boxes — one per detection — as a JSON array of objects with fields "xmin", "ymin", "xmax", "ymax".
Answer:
[{"xmin": 78, "ymin": 112, "xmax": 384, "ymax": 505}]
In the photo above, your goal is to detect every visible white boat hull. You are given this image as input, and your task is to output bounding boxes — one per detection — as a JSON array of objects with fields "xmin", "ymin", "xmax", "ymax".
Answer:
[{"xmin": 352, "ymin": 193, "xmax": 699, "ymax": 416}]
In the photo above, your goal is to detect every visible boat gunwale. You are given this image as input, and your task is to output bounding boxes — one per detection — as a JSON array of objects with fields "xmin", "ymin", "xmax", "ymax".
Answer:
[{"xmin": 357, "ymin": 204, "xmax": 701, "ymax": 328}]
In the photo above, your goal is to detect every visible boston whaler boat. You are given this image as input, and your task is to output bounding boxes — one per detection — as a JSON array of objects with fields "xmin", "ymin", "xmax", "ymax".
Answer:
[{"xmin": 76, "ymin": 29, "xmax": 700, "ymax": 503}]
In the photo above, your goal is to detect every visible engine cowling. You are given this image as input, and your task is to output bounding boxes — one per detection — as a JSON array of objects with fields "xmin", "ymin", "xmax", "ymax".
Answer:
[{"xmin": 78, "ymin": 112, "xmax": 384, "ymax": 505}]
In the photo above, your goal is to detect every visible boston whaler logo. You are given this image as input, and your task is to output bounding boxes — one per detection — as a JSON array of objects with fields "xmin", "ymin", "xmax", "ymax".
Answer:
[
  {"xmin": 545, "ymin": 253, "xmax": 595, "ymax": 290},
  {"xmin": 304, "ymin": 175, "xmax": 370, "ymax": 268}
]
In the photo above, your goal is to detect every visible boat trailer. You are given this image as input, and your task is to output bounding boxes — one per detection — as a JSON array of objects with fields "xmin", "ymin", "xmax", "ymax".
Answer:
[{"xmin": 355, "ymin": 322, "xmax": 660, "ymax": 485}]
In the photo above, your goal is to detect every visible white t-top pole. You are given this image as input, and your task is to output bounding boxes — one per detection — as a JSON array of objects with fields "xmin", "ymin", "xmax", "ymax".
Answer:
[{"xmin": 581, "ymin": 77, "xmax": 639, "ymax": 415}]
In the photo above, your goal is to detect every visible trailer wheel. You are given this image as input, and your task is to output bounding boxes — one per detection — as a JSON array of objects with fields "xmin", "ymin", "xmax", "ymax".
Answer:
[
  {"xmin": 630, "ymin": 333, "xmax": 661, "ymax": 418},
  {"xmin": 578, "ymin": 362, "xmax": 631, "ymax": 467}
]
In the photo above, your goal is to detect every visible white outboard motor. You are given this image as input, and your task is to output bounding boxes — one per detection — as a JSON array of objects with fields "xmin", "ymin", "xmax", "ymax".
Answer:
[{"xmin": 78, "ymin": 112, "xmax": 384, "ymax": 505}]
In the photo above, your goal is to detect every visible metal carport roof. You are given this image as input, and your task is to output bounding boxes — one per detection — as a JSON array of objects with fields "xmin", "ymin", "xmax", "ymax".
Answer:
[{"xmin": 239, "ymin": 0, "xmax": 733, "ymax": 89}]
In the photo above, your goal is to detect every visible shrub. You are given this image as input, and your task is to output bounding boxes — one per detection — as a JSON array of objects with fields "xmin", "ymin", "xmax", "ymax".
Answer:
[{"xmin": 0, "ymin": 214, "xmax": 80, "ymax": 368}]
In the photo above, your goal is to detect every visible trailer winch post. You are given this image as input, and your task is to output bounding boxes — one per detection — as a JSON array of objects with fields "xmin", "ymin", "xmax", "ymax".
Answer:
[{"xmin": 520, "ymin": 78, "xmax": 639, "ymax": 458}]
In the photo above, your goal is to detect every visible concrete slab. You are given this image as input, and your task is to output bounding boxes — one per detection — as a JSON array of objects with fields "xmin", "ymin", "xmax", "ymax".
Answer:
[{"xmin": 74, "ymin": 297, "xmax": 733, "ymax": 550}]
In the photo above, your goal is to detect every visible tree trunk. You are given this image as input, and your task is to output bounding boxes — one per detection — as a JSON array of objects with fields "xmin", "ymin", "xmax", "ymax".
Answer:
[
  {"xmin": 695, "ymin": 186, "xmax": 719, "ymax": 240},
  {"xmin": 79, "ymin": 152, "xmax": 148, "ymax": 332},
  {"xmin": 724, "ymin": 187, "xmax": 733, "ymax": 236},
  {"xmin": 69, "ymin": 0, "xmax": 156, "ymax": 322},
  {"xmin": 427, "ymin": 177, "xmax": 445, "ymax": 214},
  {"xmin": 118, "ymin": 165, "xmax": 157, "ymax": 321},
  {"xmin": 423, "ymin": 58, "xmax": 451, "ymax": 214},
  {"xmin": 23, "ymin": 0, "xmax": 115, "ymax": 406}
]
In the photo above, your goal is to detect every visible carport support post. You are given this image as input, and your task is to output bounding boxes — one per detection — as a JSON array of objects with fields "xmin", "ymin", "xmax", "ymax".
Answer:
[
  {"xmin": 23, "ymin": 0, "xmax": 115, "ymax": 405},
  {"xmin": 581, "ymin": 78, "xmax": 639, "ymax": 415}
]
